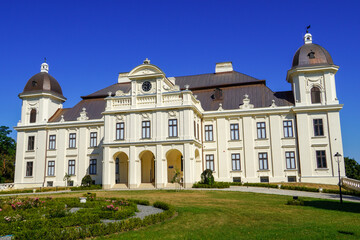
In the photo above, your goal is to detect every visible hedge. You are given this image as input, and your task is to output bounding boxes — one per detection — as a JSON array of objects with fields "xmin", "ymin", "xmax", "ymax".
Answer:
[
  {"xmin": 192, "ymin": 182, "xmax": 230, "ymax": 189},
  {"xmin": 280, "ymin": 185, "xmax": 318, "ymax": 192},
  {"xmin": 70, "ymin": 184, "xmax": 102, "ymax": 191},
  {"xmin": 12, "ymin": 201, "xmax": 174, "ymax": 240}
]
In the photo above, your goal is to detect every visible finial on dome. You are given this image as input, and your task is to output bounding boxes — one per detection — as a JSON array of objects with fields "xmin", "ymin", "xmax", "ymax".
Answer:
[
  {"xmin": 304, "ymin": 26, "xmax": 312, "ymax": 44},
  {"xmin": 143, "ymin": 58, "xmax": 150, "ymax": 64},
  {"xmin": 304, "ymin": 32, "xmax": 312, "ymax": 44},
  {"xmin": 40, "ymin": 58, "xmax": 49, "ymax": 73}
]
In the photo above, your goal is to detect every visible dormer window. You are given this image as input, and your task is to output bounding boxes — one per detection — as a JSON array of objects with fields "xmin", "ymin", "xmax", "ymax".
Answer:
[
  {"xmin": 32, "ymin": 81, "xmax": 37, "ymax": 87},
  {"xmin": 311, "ymin": 87, "xmax": 321, "ymax": 104},
  {"xmin": 30, "ymin": 109, "xmax": 36, "ymax": 123},
  {"xmin": 308, "ymin": 51, "xmax": 315, "ymax": 59},
  {"xmin": 211, "ymin": 88, "xmax": 223, "ymax": 100}
]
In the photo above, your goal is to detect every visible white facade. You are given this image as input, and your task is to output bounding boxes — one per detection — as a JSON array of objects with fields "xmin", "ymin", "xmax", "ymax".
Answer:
[{"xmin": 14, "ymin": 33, "xmax": 345, "ymax": 189}]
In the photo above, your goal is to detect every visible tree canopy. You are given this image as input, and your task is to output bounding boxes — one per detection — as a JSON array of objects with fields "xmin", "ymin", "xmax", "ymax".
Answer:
[
  {"xmin": 0, "ymin": 126, "xmax": 16, "ymax": 183},
  {"xmin": 345, "ymin": 157, "xmax": 360, "ymax": 180}
]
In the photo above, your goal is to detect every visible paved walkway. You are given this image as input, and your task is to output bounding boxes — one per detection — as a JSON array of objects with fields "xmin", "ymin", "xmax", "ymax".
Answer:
[
  {"xmin": 192, "ymin": 186, "xmax": 360, "ymax": 203},
  {"xmin": 1, "ymin": 186, "xmax": 359, "ymax": 203}
]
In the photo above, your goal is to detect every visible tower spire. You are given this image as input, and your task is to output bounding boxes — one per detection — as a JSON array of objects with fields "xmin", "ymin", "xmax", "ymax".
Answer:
[{"xmin": 41, "ymin": 58, "xmax": 49, "ymax": 73}]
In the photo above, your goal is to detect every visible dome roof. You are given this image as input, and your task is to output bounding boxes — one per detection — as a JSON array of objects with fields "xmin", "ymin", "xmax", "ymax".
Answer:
[
  {"xmin": 22, "ymin": 71, "xmax": 64, "ymax": 98},
  {"xmin": 292, "ymin": 43, "xmax": 334, "ymax": 68}
]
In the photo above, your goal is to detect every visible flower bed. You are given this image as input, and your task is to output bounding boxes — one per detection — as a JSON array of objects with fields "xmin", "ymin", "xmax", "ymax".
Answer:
[{"xmin": 0, "ymin": 195, "xmax": 174, "ymax": 240}]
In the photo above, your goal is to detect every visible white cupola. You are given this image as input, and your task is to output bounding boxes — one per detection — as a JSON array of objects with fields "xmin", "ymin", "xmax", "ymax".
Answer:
[
  {"xmin": 304, "ymin": 32, "xmax": 312, "ymax": 44},
  {"xmin": 41, "ymin": 58, "xmax": 49, "ymax": 73}
]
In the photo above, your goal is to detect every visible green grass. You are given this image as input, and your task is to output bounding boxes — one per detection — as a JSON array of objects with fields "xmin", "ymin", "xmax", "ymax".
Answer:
[{"xmin": 16, "ymin": 190, "xmax": 360, "ymax": 239}]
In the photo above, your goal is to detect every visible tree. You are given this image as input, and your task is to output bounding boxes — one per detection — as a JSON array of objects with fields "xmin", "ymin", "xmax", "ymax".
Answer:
[
  {"xmin": 171, "ymin": 168, "xmax": 182, "ymax": 191},
  {"xmin": 344, "ymin": 157, "xmax": 360, "ymax": 180},
  {"xmin": 0, "ymin": 126, "xmax": 16, "ymax": 183},
  {"xmin": 81, "ymin": 175, "xmax": 93, "ymax": 186},
  {"xmin": 63, "ymin": 173, "xmax": 71, "ymax": 187},
  {"xmin": 200, "ymin": 169, "xmax": 214, "ymax": 185}
]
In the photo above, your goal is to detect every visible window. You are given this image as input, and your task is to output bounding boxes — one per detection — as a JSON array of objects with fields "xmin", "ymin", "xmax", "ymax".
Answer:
[
  {"xmin": 259, "ymin": 152, "xmax": 268, "ymax": 170},
  {"xmin": 257, "ymin": 122, "xmax": 266, "ymax": 139},
  {"xmin": 115, "ymin": 158, "xmax": 119, "ymax": 174},
  {"xmin": 283, "ymin": 121, "xmax": 293, "ymax": 138},
  {"xmin": 206, "ymin": 154, "xmax": 214, "ymax": 171},
  {"xmin": 90, "ymin": 132, "xmax": 97, "ymax": 147},
  {"xmin": 48, "ymin": 161, "xmax": 55, "ymax": 176},
  {"xmin": 69, "ymin": 133, "xmax": 76, "ymax": 148},
  {"xmin": 49, "ymin": 135, "xmax": 56, "ymax": 150},
  {"xmin": 260, "ymin": 176, "xmax": 269, "ymax": 183},
  {"xmin": 233, "ymin": 177, "xmax": 241, "ymax": 183},
  {"xmin": 288, "ymin": 176, "xmax": 297, "ymax": 182},
  {"xmin": 205, "ymin": 125, "xmax": 213, "ymax": 141},
  {"xmin": 169, "ymin": 119, "xmax": 178, "ymax": 137},
  {"xmin": 230, "ymin": 124, "xmax": 239, "ymax": 140},
  {"xmin": 311, "ymin": 87, "xmax": 321, "ymax": 104},
  {"xmin": 68, "ymin": 160, "xmax": 75, "ymax": 175},
  {"xmin": 285, "ymin": 151, "xmax": 296, "ymax": 169},
  {"xmin": 142, "ymin": 121, "xmax": 151, "ymax": 139},
  {"xmin": 194, "ymin": 121, "xmax": 196, "ymax": 138},
  {"xmin": 116, "ymin": 122, "xmax": 125, "ymax": 140},
  {"xmin": 316, "ymin": 150, "xmax": 327, "ymax": 168},
  {"xmin": 26, "ymin": 162, "xmax": 33, "ymax": 177},
  {"xmin": 28, "ymin": 136, "xmax": 35, "ymax": 151},
  {"xmin": 197, "ymin": 123, "xmax": 200, "ymax": 140},
  {"xmin": 313, "ymin": 119, "xmax": 324, "ymax": 136},
  {"xmin": 89, "ymin": 159, "xmax": 97, "ymax": 175},
  {"xmin": 47, "ymin": 181, "xmax": 53, "ymax": 187},
  {"xmin": 232, "ymin": 153, "xmax": 241, "ymax": 171},
  {"xmin": 30, "ymin": 109, "xmax": 36, "ymax": 123}
]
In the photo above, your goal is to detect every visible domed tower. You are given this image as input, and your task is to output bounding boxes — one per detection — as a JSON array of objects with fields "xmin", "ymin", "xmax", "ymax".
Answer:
[
  {"xmin": 287, "ymin": 32, "xmax": 339, "ymax": 106},
  {"xmin": 18, "ymin": 61, "xmax": 66, "ymax": 125}
]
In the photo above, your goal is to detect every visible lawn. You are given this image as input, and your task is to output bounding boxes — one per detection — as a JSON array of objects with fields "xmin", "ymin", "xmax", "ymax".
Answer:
[{"xmin": 45, "ymin": 189, "xmax": 360, "ymax": 240}]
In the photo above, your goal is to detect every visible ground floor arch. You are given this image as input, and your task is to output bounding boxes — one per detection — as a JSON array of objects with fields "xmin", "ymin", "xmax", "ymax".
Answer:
[
  {"xmin": 166, "ymin": 149, "xmax": 183, "ymax": 183},
  {"xmin": 114, "ymin": 152, "xmax": 128, "ymax": 184},
  {"xmin": 139, "ymin": 150, "xmax": 155, "ymax": 183}
]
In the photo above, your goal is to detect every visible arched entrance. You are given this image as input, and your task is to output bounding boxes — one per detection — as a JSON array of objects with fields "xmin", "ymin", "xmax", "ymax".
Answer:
[
  {"xmin": 140, "ymin": 150, "xmax": 155, "ymax": 183},
  {"xmin": 166, "ymin": 149, "xmax": 183, "ymax": 183},
  {"xmin": 114, "ymin": 152, "xmax": 128, "ymax": 184}
]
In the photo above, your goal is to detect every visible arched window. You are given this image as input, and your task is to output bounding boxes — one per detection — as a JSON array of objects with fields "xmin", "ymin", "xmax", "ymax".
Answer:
[
  {"xmin": 30, "ymin": 109, "xmax": 36, "ymax": 123},
  {"xmin": 311, "ymin": 87, "xmax": 321, "ymax": 104}
]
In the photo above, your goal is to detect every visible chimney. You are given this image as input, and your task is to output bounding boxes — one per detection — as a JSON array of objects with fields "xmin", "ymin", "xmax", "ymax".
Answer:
[
  {"xmin": 215, "ymin": 62, "xmax": 233, "ymax": 73},
  {"xmin": 118, "ymin": 72, "xmax": 130, "ymax": 83}
]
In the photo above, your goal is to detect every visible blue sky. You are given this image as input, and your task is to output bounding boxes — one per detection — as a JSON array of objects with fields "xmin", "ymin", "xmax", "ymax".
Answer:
[{"xmin": 1, "ymin": 0, "xmax": 359, "ymax": 161}]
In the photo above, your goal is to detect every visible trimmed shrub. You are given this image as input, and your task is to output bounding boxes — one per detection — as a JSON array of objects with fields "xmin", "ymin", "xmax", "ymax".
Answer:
[
  {"xmin": 70, "ymin": 184, "xmax": 102, "ymax": 191},
  {"xmin": 286, "ymin": 199, "xmax": 304, "ymax": 206},
  {"xmin": 128, "ymin": 199, "xmax": 150, "ymax": 206},
  {"xmin": 153, "ymin": 201, "xmax": 170, "ymax": 210},
  {"xmin": 243, "ymin": 182, "xmax": 278, "ymax": 188},
  {"xmin": 192, "ymin": 182, "xmax": 230, "ymax": 189},
  {"xmin": 200, "ymin": 169, "xmax": 214, "ymax": 185},
  {"xmin": 81, "ymin": 175, "xmax": 93, "ymax": 187},
  {"xmin": 280, "ymin": 185, "xmax": 318, "ymax": 192}
]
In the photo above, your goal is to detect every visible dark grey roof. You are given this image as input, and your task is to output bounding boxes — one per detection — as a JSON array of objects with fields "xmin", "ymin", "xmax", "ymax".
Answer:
[
  {"xmin": 48, "ymin": 98, "xmax": 105, "ymax": 122},
  {"xmin": 82, "ymin": 83, "xmax": 131, "ymax": 99},
  {"xmin": 175, "ymin": 71, "xmax": 264, "ymax": 90},
  {"xmin": 21, "ymin": 72, "xmax": 65, "ymax": 99},
  {"xmin": 292, "ymin": 43, "xmax": 334, "ymax": 68},
  {"xmin": 193, "ymin": 85, "xmax": 293, "ymax": 111}
]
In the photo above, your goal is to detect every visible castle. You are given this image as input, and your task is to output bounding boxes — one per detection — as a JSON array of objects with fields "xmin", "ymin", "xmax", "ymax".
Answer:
[{"xmin": 14, "ymin": 32, "xmax": 345, "ymax": 189}]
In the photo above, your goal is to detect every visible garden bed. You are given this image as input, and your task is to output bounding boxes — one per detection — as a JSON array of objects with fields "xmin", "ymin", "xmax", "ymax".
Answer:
[{"xmin": 0, "ymin": 194, "xmax": 174, "ymax": 240}]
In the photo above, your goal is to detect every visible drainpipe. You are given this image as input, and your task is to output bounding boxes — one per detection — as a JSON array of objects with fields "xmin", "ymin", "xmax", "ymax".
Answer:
[
  {"xmin": 201, "ymin": 116, "xmax": 205, "ymax": 173},
  {"xmin": 43, "ymin": 128, "xmax": 48, "ymax": 187},
  {"xmin": 294, "ymin": 114, "xmax": 302, "ymax": 181}
]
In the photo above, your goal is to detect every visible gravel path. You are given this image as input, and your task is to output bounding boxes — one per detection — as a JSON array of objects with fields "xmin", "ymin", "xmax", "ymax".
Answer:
[{"xmin": 101, "ymin": 204, "xmax": 163, "ymax": 223}]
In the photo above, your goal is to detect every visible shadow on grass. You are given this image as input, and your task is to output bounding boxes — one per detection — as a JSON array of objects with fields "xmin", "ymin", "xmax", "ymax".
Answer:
[{"xmin": 303, "ymin": 200, "xmax": 360, "ymax": 213}]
